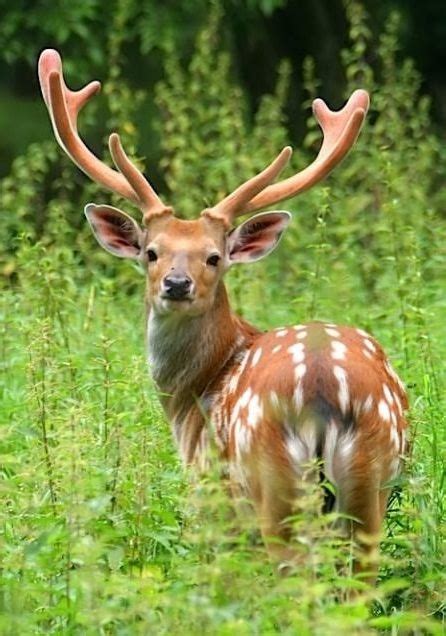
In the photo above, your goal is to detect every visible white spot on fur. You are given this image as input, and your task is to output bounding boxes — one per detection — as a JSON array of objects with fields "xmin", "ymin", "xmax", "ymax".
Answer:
[
  {"xmin": 385, "ymin": 361, "xmax": 405, "ymax": 393},
  {"xmin": 293, "ymin": 324, "xmax": 306, "ymax": 332},
  {"xmin": 400, "ymin": 430, "xmax": 406, "ymax": 454},
  {"xmin": 378, "ymin": 399, "xmax": 391, "ymax": 422},
  {"xmin": 251, "ymin": 347, "xmax": 262, "ymax": 367},
  {"xmin": 390, "ymin": 410, "xmax": 397, "ymax": 427},
  {"xmin": 389, "ymin": 426, "xmax": 400, "ymax": 451},
  {"xmin": 296, "ymin": 330, "xmax": 307, "ymax": 340},
  {"xmin": 239, "ymin": 387, "xmax": 252, "ymax": 409},
  {"xmin": 235, "ymin": 419, "xmax": 252, "ymax": 455},
  {"xmin": 276, "ymin": 329, "xmax": 288, "ymax": 337},
  {"xmin": 227, "ymin": 350, "xmax": 249, "ymax": 394},
  {"xmin": 363, "ymin": 348, "xmax": 373, "ymax": 360},
  {"xmin": 325, "ymin": 327, "xmax": 340, "ymax": 337},
  {"xmin": 288, "ymin": 342, "xmax": 305, "ymax": 364},
  {"xmin": 356, "ymin": 328, "xmax": 370, "ymax": 338},
  {"xmin": 333, "ymin": 365, "xmax": 349, "ymax": 414},
  {"xmin": 324, "ymin": 323, "xmax": 337, "ymax": 328},
  {"xmin": 363, "ymin": 338, "xmax": 376, "ymax": 353},
  {"xmin": 331, "ymin": 340, "xmax": 347, "ymax": 361},
  {"xmin": 383, "ymin": 383, "xmax": 394, "ymax": 405},
  {"xmin": 272, "ymin": 345, "xmax": 282, "ymax": 354},
  {"xmin": 363, "ymin": 394, "xmax": 374, "ymax": 413},
  {"xmin": 393, "ymin": 392, "xmax": 403, "ymax": 415},
  {"xmin": 294, "ymin": 382, "xmax": 305, "ymax": 413},
  {"xmin": 295, "ymin": 363, "xmax": 307, "ymax": 380},
  {"xmin": 247, "ymin": 394, "xmax": 262, "ymax": 428}
]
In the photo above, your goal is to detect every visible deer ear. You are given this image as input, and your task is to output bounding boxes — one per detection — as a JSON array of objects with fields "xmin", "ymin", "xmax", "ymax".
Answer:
[
  {"xmin": 85, "ymin": 203, "xmax": 144, "ymax": 259},
  {"xmin": 226, "ymin": 211, "xmax": 291, "ymax": 264}
]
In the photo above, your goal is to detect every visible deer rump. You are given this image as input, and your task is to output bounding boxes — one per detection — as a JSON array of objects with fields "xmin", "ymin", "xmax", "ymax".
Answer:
[{"xmin": 206, "ymin": 322, "xmax": 406, "ymax": 524}]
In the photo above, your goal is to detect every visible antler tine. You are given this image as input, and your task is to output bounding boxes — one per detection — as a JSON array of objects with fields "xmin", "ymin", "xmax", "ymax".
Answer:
[
  {"xmin": 241, "ymin": 89, "xmax": 370, "ymax": 214},
  {"xmin": 204, "ymin": 146, "xmax": 292, "ymax": 225},
  {"xmin": 108, "ymin": 133, "xmax": 171, "ymax": 222},
  {"xmin": 38, "ymin": 49, "xmax": 167, "ymax": 217}
]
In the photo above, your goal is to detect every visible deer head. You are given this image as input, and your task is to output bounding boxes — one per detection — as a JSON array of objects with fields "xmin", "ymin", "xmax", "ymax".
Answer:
[{"xmin": 38, "ymin": 49, "xmax": 369, "ymax": 318}]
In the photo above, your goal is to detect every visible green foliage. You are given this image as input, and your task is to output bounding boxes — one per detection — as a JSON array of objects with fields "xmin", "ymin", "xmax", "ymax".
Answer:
[{"xmin": 1, "ymin": 3, "xmax": 445, "ymax": 633}]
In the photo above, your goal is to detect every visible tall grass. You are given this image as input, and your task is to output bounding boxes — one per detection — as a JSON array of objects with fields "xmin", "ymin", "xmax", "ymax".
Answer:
[{"xmin": 1, "ymin": 2, "xmax": 445, "ymax": 633}]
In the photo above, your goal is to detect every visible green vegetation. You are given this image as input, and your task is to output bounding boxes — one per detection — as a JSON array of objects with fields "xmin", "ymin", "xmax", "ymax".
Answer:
[{"xmin": 1, "ymin": 3, "xmax": 445, "ymax": 633}]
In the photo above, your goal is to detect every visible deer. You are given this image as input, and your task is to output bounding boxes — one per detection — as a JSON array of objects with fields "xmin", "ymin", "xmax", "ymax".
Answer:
[{"xmin": 38, "ymin": 49, "xmax": 408, "ymax": 581}]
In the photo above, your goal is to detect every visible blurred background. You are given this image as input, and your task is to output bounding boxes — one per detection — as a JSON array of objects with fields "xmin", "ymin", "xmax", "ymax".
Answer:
[{"xmin": 1, "ymin": 0, "xmax": 446, "ymax": 175}]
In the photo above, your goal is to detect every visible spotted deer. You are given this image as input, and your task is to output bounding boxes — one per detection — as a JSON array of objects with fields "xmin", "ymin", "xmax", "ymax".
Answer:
[{"xmin": 38, "ymin": 49, "xmax": 408, "ymax": 579}]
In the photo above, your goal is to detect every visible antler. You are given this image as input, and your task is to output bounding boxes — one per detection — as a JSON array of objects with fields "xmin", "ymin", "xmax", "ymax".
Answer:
[
  {"xmin": 206, "ymin": 89, "xmax": 369, "ymax": 225},
  {"xmin": 38, "ymin": 49, "xmax": 169, "ymax": 222}
]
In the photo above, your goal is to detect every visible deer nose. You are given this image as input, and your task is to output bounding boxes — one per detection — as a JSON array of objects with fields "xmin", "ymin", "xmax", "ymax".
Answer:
[{"xmin": 163, "ymin": 274, "xmax": 192, "ymax": 299}]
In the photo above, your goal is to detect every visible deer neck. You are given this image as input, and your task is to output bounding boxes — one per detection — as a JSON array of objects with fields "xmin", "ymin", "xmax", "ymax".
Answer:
[{"xmin": 147, "ymin": 282, "xmax": 258, "ymax": 424}]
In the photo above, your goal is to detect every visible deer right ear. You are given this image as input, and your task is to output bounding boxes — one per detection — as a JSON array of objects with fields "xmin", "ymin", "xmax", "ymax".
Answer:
[
  {"xmin": 85, "ymin": 204, "xmax": 144, "ymax": 259},
  {"xmin": 226, "ymin": 211, "xmax": 291, "ymax": 264}
]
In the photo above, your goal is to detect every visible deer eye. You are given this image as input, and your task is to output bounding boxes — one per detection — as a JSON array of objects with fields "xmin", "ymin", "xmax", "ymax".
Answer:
[
  {"xmin": 147, "ymin": 249, "xmax": 158, "ymax": 262},
  {"xmin": 206, "ymin": 254, "xmax": 221, "ymax": 267}
]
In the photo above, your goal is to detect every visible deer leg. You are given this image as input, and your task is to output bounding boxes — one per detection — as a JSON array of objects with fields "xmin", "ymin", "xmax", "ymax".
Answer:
[
  {"xmin": 258, "ymin": 487, "xmax": 297, "ymax": 570},
  {"xmin": 337, "ymin": 481, "xmax": 385, "ymax": 585}
]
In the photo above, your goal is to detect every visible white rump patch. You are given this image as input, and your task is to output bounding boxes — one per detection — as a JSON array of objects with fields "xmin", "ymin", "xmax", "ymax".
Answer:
[
  {"xmin": 331, "ymin": 340, "xmax": 347, "ymax": 361},
  {"xmin": 251, "ymin": 347, "xmax": 262, "ymax": 367},
  {"xmin": 378, "ymin": 399, "xmax": 391, "ymax": 422},
  {"xmin": 323, "ymin": 419, "xmax": 356, "ymax": 485},
  {"xmin": 286, "ymin": 420, "xmax": 318, "ymax": 472},
  {"xmin": 325, "ymin": 327, "xmax": 340, "ymax": 338},
  {"xmin": 333, "ymin": 365, "xmax": 350, "ymax": 415},
  {"xmin": 288, "ymin": 342, "xmax": 305, "ymax": 364}
]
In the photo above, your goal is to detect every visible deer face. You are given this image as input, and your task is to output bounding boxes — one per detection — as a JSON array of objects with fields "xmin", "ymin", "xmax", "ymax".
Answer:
[{"xmin": 85, "ymin": 204, "xmax": 291, "ymax": 317}]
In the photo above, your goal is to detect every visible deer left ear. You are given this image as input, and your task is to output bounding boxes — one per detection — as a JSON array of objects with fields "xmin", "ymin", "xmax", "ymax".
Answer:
[
  {"xmin": 226, "ymin": 211, "xmax": 291, "ymax": 264},
  {"xmin": 85, "ymin": 203, "xmax": 144, "ymax": 259}
]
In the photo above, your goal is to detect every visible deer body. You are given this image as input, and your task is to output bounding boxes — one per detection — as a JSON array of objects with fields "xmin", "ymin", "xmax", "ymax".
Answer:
[
  {"xmin": 38, "ymin": 49, "xmax": 409, "ymax": 577},
  {"xmin": 147, "ymin": 279, "xmax": 408, "ymax": 565}
]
